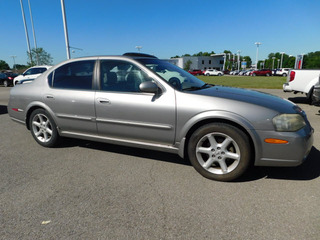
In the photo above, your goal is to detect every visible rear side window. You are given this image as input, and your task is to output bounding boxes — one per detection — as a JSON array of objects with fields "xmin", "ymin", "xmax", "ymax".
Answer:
[{"xmin": 48, "ymin": 60, "xmax": 95, "ymax": 90}]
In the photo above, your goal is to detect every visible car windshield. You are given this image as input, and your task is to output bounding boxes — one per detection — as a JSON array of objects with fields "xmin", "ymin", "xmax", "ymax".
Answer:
[{"xmin": 137, "ymin": 58, "xmax": 210, "ymax": 91}]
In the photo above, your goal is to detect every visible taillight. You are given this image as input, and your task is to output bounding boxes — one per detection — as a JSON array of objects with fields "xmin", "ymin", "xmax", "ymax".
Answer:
[{"xmin": 289, "ymin": 71, "xmax": 295, "ymax": 82}]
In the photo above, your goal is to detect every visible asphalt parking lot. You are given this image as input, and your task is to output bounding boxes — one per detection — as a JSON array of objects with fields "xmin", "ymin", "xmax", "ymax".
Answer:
[{"xmin": 0, "ymin": 86, "xmax": 319, "ymax": 240}]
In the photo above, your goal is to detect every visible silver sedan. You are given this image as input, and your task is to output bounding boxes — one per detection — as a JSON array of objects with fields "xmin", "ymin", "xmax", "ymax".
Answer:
[{"xmin": 8, "ymin": 53, "xmax": 314, "ymax": 181}]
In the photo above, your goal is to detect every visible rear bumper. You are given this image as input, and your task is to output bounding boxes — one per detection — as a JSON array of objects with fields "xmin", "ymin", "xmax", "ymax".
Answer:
[{"xmin": 283, "ymin": 83, "xmax": 292, "ymax": 92}]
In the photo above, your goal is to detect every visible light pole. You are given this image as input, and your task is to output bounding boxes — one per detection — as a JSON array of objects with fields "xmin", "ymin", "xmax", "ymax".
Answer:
[
  {"xmin": 61, "ymin": 0, "xmax": 71, "ymax": 59},
  {"xmin": 135, "ymin": 46, "xmax": 142, "ymax": 52},
  {"xmin": 28, "ymin": 0, "xmax": 39, "ymax": 65},
  {"xmin": 255, "ymin": 42, "xmax": 261, "ymax": 70},
  {"xmin": 237, "ymin": 50, "xmax": 241, "ymax": 71},
  {"xmin": 272, "ymin": 57, "xmax": 276, "ymax": 69},
  {"xmin": 10, "ymin": 56, "xmax": 17, "ymax": 72},
  {"xmin": 277, "ymin": 59, "xmax": 280, "ymax": 69},
  {"xmin": 280, "ymin": 52, "xmax": 285, "ymax": 69},
  {"xmin": 19, "ymin": 0, "xmax": 33, "ymax": 64},
  {"xmin": 222, "ymin": 53, "xmax": 226, "ymax": 71}
]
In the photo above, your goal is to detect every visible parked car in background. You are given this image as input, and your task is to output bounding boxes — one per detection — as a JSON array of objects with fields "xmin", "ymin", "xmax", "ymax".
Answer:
[
  {"xmin": 188, "ymin": 69, "xmax": 203, "ymax": 76},
  {"xmin": 230, "ymin": 70, "xmax": 240, "ymax": 75},
  {"xmin": 0, "ymin": 72, "xmax": 18, "ymax": 87},
  {"xmin": 14, "ymin": 65, "xmax": 52, "ymax": 85},
  {"xmin": 276, "ymin": 68, "xmax": 291, "ymax": 77},
  {"xmin": 8, "ymin": 53, "xmax": 314, "ymax": 182},
  {"xmin": 204, "ymin": 69, "xmax": 224, "ymax": 76},
  {"xmin": 250, "ymin": 69, "xmax": 272, "ymax": 76},
  {"xmin": 283, "ymin": 69, "xmax": 320, "ymax": 103},
  {"xmin": 245, "ymin": 69, "xmax": 255, "ymax": 76}
]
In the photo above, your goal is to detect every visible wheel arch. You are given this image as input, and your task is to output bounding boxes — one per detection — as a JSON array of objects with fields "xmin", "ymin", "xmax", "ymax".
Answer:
[
  {"xmin": 179, "ymin": 112, "xmax": 260, "ymax": 163},
  {"xmin": 25, "ymin": 102, "xmax": 56, "ymax": 130}
]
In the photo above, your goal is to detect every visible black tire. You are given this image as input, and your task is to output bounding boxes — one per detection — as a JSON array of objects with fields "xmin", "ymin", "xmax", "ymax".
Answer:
[
  {"xmin": 188, "ymin": 123, "xmax": 251, "ymax": 181},
  {"xmin": 252, "ymin": 73, "xmax": 256, "ymax": 76},
  {"xmin": 306, "ymin": 87, "xmax": 314, "ymax": 104},
  {"xmin": 206, "ymin": 73, "xmax": 210, "ymax": 76},
  {"xmin": 3, "ymin": 80, "xmax": 8, "ymax": 87},
  {"xmin": 282, "ymin": 73, "xmax": 287, "ymax": 77},
  {"xmin": 29, "ymin": 109, "xmax": 60, "ymax": 147},
  {"xmin": 218, "ymin": 73, "xmax": 222, "ymax": 76},
  {"xmin": 266, "ymin": 73, "xmax": 270, "ymax": 76}
]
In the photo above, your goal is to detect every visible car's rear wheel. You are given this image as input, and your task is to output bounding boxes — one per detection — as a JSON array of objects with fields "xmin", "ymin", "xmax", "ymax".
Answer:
[
  {"xmin": 252, "ymin": 73, "xmax": 256, "ymax": 76},
  {"xmin": 29, "ymin": 109, "xmax": 60, "ymax": 147},
  {"xmin": 283, "ymin": 73, "xmax": 287, "ymax": 77},
  {"xmin": 206, "ymin": 73, "xmax": 210, "ymax": 76},
  {"xmin": 266, "ymin": 73, "xmax": 270, "ymax": 76},
  {"xmin": 188, "ymin": 123, "xmax": 251, "ymax": 181}
]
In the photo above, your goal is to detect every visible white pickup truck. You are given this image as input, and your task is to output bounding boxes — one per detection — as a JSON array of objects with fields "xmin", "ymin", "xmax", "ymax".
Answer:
[{"xmin": 283, "ymin": 69, "xmax": 320, "ymax": 103}]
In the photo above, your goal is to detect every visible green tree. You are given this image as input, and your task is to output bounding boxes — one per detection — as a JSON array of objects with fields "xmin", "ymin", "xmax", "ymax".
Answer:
[
  {"xmin": 303, "ymin": 51, "xmax": 320, "ymax": 69},
  {"xmin": 0, "ymin": 60, "xmax": 10, "ymax": 70},
  {"xmin": 27, "ymin": 47, "xmax": 53, "ymax": 66},
  {"xmin": 242, "ymin": 56, "xmax": 252, "ymax": 68},
  {"xmin": 184, "ymin": 60, "xmax": 192, "ymax": 71}
]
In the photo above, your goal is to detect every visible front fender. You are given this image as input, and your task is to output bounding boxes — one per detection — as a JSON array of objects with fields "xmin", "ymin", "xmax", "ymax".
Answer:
[{"xmin": 177, "ymin": 110, "xmax": 263, "ymax": 163}]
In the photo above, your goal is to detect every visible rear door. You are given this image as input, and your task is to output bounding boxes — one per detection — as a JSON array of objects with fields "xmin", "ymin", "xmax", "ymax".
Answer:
[{"xmin": 44, "ymin": 60, "xmax": 97, "ymax": 135}]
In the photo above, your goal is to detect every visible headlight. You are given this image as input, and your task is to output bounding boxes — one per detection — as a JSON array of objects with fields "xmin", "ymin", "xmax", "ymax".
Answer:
[{"xmin": 272, "ymin": 114, "xmax": 306, "ymax": 132}]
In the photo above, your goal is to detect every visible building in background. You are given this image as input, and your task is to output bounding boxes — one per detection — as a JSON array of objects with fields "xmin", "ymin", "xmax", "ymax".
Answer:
[{"xmin": 169, "ymin": 54, "xmax": 224, "ymax": 70}]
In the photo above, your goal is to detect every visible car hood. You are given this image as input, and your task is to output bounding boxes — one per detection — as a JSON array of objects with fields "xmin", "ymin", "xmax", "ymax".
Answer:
[{"xmin": 191, "ymin": 85, "xmax": 297, "ymax": 113}]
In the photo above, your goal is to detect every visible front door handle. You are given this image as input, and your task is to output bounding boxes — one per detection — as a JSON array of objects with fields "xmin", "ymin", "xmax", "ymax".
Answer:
[{"xmin": 98, "ymin": 98, "xmax": 111, "ymax": 104}]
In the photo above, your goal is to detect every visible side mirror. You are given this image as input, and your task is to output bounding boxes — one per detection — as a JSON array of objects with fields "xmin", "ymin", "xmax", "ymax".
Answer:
[{"xmin": 139, "ymin": 81, "xmax": 159, "ymax": 93}]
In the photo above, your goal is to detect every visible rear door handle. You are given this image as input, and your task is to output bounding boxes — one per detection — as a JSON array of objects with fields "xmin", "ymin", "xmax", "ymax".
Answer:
[{"xmin": 46, "ymin": 95, "xmax": 54, "ymax": 99}]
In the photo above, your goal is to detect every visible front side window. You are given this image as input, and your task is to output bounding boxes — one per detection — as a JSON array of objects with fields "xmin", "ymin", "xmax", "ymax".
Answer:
[
  {"xmin": 137, "ymin": 58, "xmax": 207, "ymax": 91},
  {"xmin": 100, "ymin": 60, "xmax": 151, "ymax": 92},
  {"xmin": 48, "ymin": 60, "xmax": 95, "ymax": 90}
]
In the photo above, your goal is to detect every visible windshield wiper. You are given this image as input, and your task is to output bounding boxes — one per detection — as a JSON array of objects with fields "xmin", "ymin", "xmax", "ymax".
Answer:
[{"xmin": 184, "ymin": 84, "xmax": 212, "ymax": 91}]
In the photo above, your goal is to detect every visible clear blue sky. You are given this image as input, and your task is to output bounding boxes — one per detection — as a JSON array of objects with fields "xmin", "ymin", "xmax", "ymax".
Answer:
[{"xmin": 1, "ymin": 0, "xmax": 319, "ymax": 67}]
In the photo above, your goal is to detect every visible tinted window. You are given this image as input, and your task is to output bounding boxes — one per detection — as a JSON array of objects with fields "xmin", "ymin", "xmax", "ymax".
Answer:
[
  {"xmin": 100, "ymin": 60, "xmax": 151, "ymax": 92},
  {"xmin": 49, "ymin": 60, "xmax": 95, "ymax": 90}
]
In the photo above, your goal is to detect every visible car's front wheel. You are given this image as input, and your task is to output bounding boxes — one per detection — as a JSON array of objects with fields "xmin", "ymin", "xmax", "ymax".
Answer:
[
  {"xmin": 29, "ymin": 109, "xmax": 60, "ymax": 147},
  {"xmin": 188, "ymin": 123, "xmax": 251, "ymax": 181}
]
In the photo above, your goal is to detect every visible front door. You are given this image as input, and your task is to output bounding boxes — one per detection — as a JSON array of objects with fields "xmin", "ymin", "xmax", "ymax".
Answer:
[{"xmin": 95, "ymin": 60, "xmax": 176, "ymax": 145}]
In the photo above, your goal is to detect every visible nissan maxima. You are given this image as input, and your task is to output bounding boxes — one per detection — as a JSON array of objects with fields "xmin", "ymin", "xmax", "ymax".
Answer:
[{"xmin": 8, "ymin": 53, "xmax": 314, "ymax": 181}]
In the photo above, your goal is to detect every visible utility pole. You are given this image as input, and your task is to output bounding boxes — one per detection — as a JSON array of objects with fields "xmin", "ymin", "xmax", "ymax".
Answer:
[
  {"xmin": 61, "ymin": 0, "xmax": 71, "ymax": 59},
  {"xmin": 19, "ymin": 0, "xmax": 33, "ymax": 64}
]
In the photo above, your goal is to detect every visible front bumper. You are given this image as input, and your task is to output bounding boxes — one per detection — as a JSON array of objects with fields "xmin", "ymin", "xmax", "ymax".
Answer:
[{"xmin": 254, "ymin": 125, "xmax": 314, "ymax": 167}]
